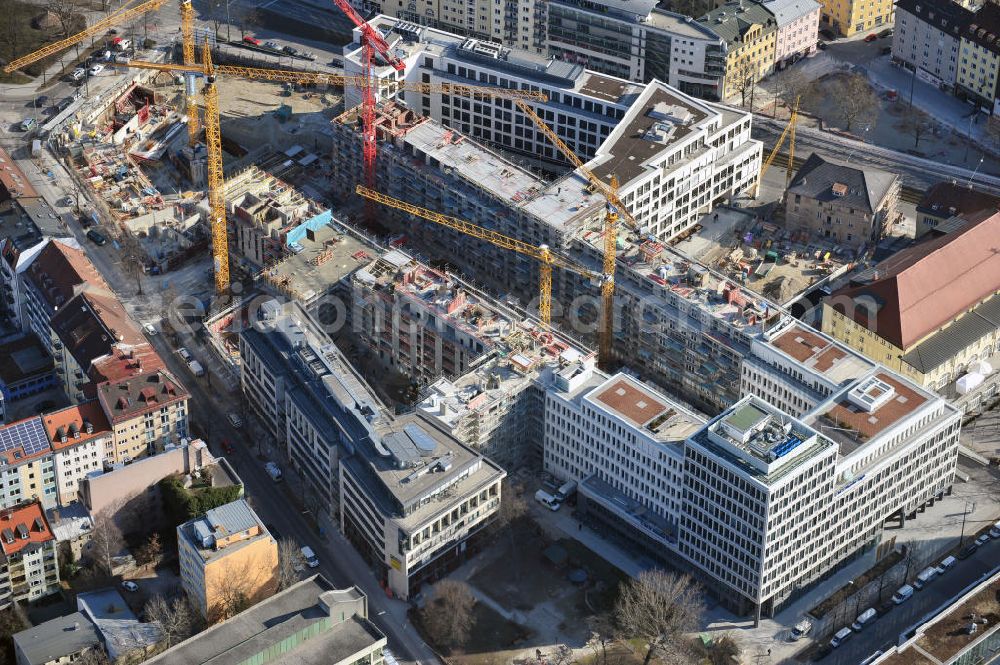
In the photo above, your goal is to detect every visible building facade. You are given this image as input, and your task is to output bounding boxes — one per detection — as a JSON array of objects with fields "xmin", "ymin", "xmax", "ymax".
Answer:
[
  {"xmin": 956, "ymin": 2, "xmax": 1000, "ymax": 107},
  {"xmin": 784, "ymin": 152, "xmax": 900, "ymax": 246},
  {"xmin": 893, "ymin": 0, "xmax": 971, "ymax": 90},
  {"xmin": 766, "ymin": 0, "xmax": 821, "ymax": 68},
  {"xmin": 41, "ymin": 402, "xmax": 111, "ymax": 507},
  {"xmin": 176, "ymin": 499, "xmax": 278, "ymax": 622},
  {"xmin": 698, "ymin": 2, "xmax": 778, "ymax": 102},
  {"xmin": 0, "ymin": 418, "xmax": 57, "ymax": 510},
  {"xmin": 817, "ymin": 0, "xmax": 893, "ymax": 36},
  {"xmin": 0, "ymin": 500, "xmax": 60, "ymax": 610}
]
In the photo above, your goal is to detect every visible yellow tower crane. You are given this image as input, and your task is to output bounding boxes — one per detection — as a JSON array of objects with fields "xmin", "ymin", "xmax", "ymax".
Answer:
[
  {"xmin": 513, "ymin": 100, "xmax": 643, "ymax": 369},
  {"xmin": 179, "ymin": 0, "xmax": 199, "ymax": 146},
  {"xmin": 112, "ymin": 55, "xmax": 546, "ymax": 294},
  {"xmin": 355, "ymin": 186, "xmax": 599, "ymax": 326},
  {"xmin": 2, "ymin": 0, "xmax": 166, "ymax": 73},
  {"xmin": 754, "ymin": 96, "xmax": 800, "ymax": 196}
]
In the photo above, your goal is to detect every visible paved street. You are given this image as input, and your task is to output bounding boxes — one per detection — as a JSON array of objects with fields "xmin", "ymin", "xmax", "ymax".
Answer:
[{"xmin": 7, "ymin": 138, "xmax": 439, "ymax": 665}]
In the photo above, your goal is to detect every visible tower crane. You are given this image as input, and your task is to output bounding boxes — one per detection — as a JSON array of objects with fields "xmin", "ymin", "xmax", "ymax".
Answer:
[
  {"xmin": 330, "ymin": 0, "xmax": 405, "ymax": 201},
  {"xmin": 755, "ymin": 96, "xmax": 799, "ymax": 196},
  {"xmin": 110, "ymin": 56, "xmax": 545, "ymax": 295},
  {"xmin": 513, "ymin": 100, "xmax": 642, "ymax": 369},
  {"xmin": 355, "ymin": 185, "xmax": 600, "ymax": 326},
  {"xmin": 179, "ymin": 0, "xmax": 199, "ymax": 146},
  {"xmin": 2, "ymin": 0, "xmax": 166, "ymax": 73}
]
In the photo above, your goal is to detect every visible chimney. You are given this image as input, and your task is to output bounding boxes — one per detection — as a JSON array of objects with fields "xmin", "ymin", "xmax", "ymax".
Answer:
[{"xmin": 84, "ymin": 419, "xmax": 93, "ymax": 434}]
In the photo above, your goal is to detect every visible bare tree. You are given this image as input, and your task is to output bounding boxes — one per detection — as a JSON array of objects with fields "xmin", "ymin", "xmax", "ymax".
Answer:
[
  {"xmin": 135, "ymin": 532, "xmax": 162, "ymax": 570},
  {"xmin": 45, "ymin": 0, "xmax": 78, "ymax": 38},
  {"xmin": 828, "ymin": 74, "xmax": 879, "ymax": 132},
  {"xmin": 89, "ymin": 508, "xmax": 124, "ymax": 576},
  {"xmin": 236, "ymin": 8, "xmax": 262, "ymax": 39},
  {"xmin": 586, "ymin": 614, "xmax": 618, "ymax": 665},
  {"xmin": 729, "ymin": 59, "xmax": 758, "ymax": 110},
  {"xmin": 899, "ymin": 106, "xmax": 931, "ymax": 149},
  {"xmin": 276, "ymin": 538, "xmax": 304, "ymax": 591},
  {"xmin": 418, "ymin": 580, "xmax": 477, "ymax": 650},
  {"xmin": 144, "ymin": 595, "xmax": 196, "ymax": 647},
  {"xmin": 493, "ymin": 478, "xmax": 528, "ymax": 551},
  {"xmin": 614, "ymin": 570, "xmax": 705, "ymax": 665},
  {"xmin": 207, "ymin": 553, "xmax": 277, "ymax": 623}
]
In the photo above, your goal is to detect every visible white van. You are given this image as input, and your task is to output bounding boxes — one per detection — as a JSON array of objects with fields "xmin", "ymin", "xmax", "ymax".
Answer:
[
  {"xmin": 534, "ymin": 489, "xmax": 560, "ymax": 511},
  {"xmin": 913, "ymin": 567, "xmax": 938, "ymax": 590},
  {"xmin": 892, "ymin": 584, "xmax": 914, "ymax": 604},
  {"xmin": 935, "ymin": 556, "xmax": 957, "ymax": 575},
  {"xmin": 300, "ymin": 545, "xmax": 319, "ymax": 568},
  {"xmin": 851, "ymin": 608, "xmax": 877, "ymax": 631},
  {"xmin": 830, "ymin": 627, "xmax": 853, "ymax": 648}
]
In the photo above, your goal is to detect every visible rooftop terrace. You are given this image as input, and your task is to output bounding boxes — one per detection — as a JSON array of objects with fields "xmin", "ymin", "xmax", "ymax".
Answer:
[
  {"xmin": 767, "ymin": 322, "xmax": 873, "ymax": 385},
  {"xmin": 589, "ymin": 374, "xmax": 703, "ymax": 443}
]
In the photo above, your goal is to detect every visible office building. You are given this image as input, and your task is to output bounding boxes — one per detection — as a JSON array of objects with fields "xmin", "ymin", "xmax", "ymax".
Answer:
[
  {"xmin": 12, "ymin": 612, "xmax": 103, "ymax": 665},
  {"xmin": 822, "ymin": 210, "xmax": 1000, "ymax": 407},
  {"xmin": 0, "ymin": 500, "xmax": 59, "ymax": 609},
  {"xmin": 784, "ymin": 153, "xmax": 900, "ymax": 246},
  {"xmin": 240, "ymin": 300, "xmax": 505, "ymax": 599},
  {"xmin": 146, "ymin": 578, "xmax": 386, "ymax": 665},
  {"xmin": 176, "ymin": 499, "xmax": 278, "ymax": 621}
]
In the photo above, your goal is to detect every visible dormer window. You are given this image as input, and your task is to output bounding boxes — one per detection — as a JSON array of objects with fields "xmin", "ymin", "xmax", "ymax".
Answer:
[{"xmin": 16, "ymin": 524, "xmax": 29, "ymax": 540}]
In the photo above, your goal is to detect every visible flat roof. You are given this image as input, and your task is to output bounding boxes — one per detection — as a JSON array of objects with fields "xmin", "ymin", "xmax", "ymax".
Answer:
[
  {"xmin": 0, "ymin": 333, "xmax": 53, "ymax": 385},
  {"xmin": 589, "ymin": 373, "xmax": 704, "ymax": 442},
  {"xmin": 594, "ymin": 377, "xmax": 668, "ymax": 428},
  {"xmin": 146, "ymin": 578, "xmax": 386, "ymax": 665},
  {"xmin": 267, "ymin": 217, "xmax": 374, "ymax": 301},
  {"xmin": 768, "ymin": 322, "xmax": 873, "ymax": 384}
]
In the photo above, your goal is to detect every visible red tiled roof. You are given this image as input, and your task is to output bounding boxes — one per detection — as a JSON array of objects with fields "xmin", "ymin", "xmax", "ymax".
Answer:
[
  {"xmin": 96, "ymin": 369, "xmax": 189, "ymax": 424},
  {"xmin": 42, "ymin": 400, "xmax": 112, "ymax": 451},
  {"xmin": 26, "ymin": 240, "xmax": 107, "ymax": 309},
  {"xmin": 0, "ymin": 147, "xmax": 39, "ymax": 200},
  {"xmin": 829, "ymin": 211, "xmax": 1000, "ymax": 349},
  {"xmin": 0, "ymin": 501, "xmax": 53, "ymax": 558}
]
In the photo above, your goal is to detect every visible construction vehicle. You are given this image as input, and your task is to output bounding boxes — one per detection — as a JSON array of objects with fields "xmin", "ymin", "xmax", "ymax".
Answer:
[
  {"xmin": 754, "ymin": 96, "xmax": 799, "ymax": 196},
  {"xmin": 2, "ymin": 0, "xmax": 166, "ymax": 74},
  {"xmin": 513, "ymin": 100, "xmax": 642, "ymax": 369},
  {"xmin": 356, "ymin": 185, "xmax": 600, "ymax": 327}
]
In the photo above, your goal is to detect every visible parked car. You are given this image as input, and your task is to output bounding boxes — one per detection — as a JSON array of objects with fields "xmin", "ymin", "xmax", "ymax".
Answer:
[
  {"xmin": 989, "ymin": 521, "xmax": 1000, "ymax": 538},
  {"xmin": 891, "ymin": 585, "xmax": 914, "ymax": 605},
  {"xmin": 851, "ymin": 608, "xmax": 877, "ymax": 631},
  {"xmin": 227, "ymin": 412, "xmax": 243, "ymax": 428},
  {"xmin": 789, "ymin": 619, "xmax": 812, "ymax": 641},
  {"xmin": 817, "ymin": 41, "xmax": 828, "ymax": 50},
  {"xmin": 71, "ymin": 67, "xmax": 86, "ymax": 81},
  {"xmin": 282, "ymin": 45, "xmax": 299, "ymax": 56},
  {"xmin": 20, "ymin": 118, "xmax": 36, "ymax": 131},
  {"xmin": 958, "ymin": 543, "xmax": 979, "ymax": 559},
  {"xmin": 878, "ymin": 28, "xmax": 893, "ymax": 38},
  {"xmin": 301, "ymin": 546, "xmax": 319, "ymax": 568},
  {"xmin": 265, "ymin": 461, "xmax": 282, "ymax": 481},
  {"xmin": 975, "ymin": 533, "xmax": 991, "ymax": 546},
  {"xmin": 92, "ymin": 48, "xmax": 112, "ymax": 61},
  {"xmin": 86, "ymin": 229, "xmax": 108, "ymax": 245},
  {"xmin": 88, "ymin": 63, "xmax": 105, "ymax": 76},
  {"xmin": 263, "ymin": 40, "xmax": 280, "ymax": 50},
  {"xmin": 829, "ymin": 626, "xmax": 853, "ymax": 648},
  {"xmin": 121, "ymin": 581, "xmax": 139, "ymax": 592},
  {"xmin": 143, "ymin": 322, "xmax": 157, "ymax": 336},
  {"xmin": 913, "ymin": 566, "xmax": 938, "ymax": 590},
  {"xmin": 534, "ymin": 489, "xmax": 560, "ymax": 511},
  {"xmin": 243, "ymin": 35, "xmax": 261, "ymax": 46},
  {"xmin": 864, "ymin": 33, "xmax": 878, "ymax": 42},
  {"xmin": 32, "ymin": 95, "xmax": 49, "ymax": 107},
  {"xmin": 935, "ymin": 556, "xmax": 957, "ymax": 575},
  {"xmin": 299, "ymin": 51, "xmax": 316, "ymax": 61},
  {"xmin": 177, "ymin": 347, "xmax": 192, "ymax": 361}
]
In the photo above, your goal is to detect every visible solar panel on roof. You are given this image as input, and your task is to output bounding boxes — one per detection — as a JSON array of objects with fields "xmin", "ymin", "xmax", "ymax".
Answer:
[{"xmin": 0, "ymin": 418, "xmax": 49, "ymax": 458}]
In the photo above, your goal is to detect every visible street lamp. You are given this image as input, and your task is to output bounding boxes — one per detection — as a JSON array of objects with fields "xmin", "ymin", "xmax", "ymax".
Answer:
[
  {"xmin": 965, "ymin": 156, "xmax": 984, "ymax": 189},
  {"xmin": 959, "ymin": 500, "xmax": 976, "ymax": 545}
]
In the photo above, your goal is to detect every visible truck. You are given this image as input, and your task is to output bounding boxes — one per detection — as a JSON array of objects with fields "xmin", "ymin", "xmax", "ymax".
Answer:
[
  {"xmin": 301, "ymin": 546, "xmax": 319, "ymax": 568},
  {"xmin": 187, "ymin": 359, "xmax": 205, "ymax": 377},
  {"xmin": 555, "ymin": 480, "xmax": 577, "ymax": 502},
  {"xmin": 265, "ymin": 462, "xmax": 282, "ymax": 482},
  {"xmin": 913, "ymin": 567, "xmax": 937, "ymax": 590}
]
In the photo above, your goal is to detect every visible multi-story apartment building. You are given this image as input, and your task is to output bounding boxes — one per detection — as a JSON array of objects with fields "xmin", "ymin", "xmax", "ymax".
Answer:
[
  {"xmin": 373, "ymin": 0, "xmax": 545, "ymax": 52},
  {"xmin": 698, "ymin": 2, "xmax": 778, "ymax": 102},
  {"xmin": 767, "ymin": 0, "xmax": 821, "ymax": 68},
  {"xmin": 93, "ymin": 364, "xmax": 190, "ymax": 464},
  {"xmin": 822, "ymin": 210, "xmax": 1000, "ymax": 406},
  {"xmin": 893, "ymin": 0, "xmax": 972, "ymax": 90},
  {"xmin": 817, "ymin": 0, "xmax": 893, "ymax": 36},
  {"xmin": 784, "ymin": 153, "xmax": 900, "ymax": 246},
  {"xmin": 0, "ymin": 500, "xmax": 59, "ymax": 610},
  {"xmin": 239, "ymin": 300, "xmax": 505, "ymax": 599},
  {"xmin": 177, "ymin": 499, "xmax": 278, "ymax": 621},
  {"xmin": 40, "ymin": 402, "xmax": 111, "ymax": 507},
  {"xmin": 0, "ymin": 418, "xmax": 57, "ymax": 510},
  {"xmin": 351, "ymin": 251, "xmax": 516, "ymax": 383},
  {"xmin": 956, "ymin": 1, "xmax": 1000, "ymax": 107}
]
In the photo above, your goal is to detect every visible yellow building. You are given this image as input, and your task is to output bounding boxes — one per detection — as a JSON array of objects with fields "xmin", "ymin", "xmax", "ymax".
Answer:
[
  {"xmin": 177, "ymin": 499, "xmax": 279, "ymax": 622},
  {"xmin": 822, "ymin": 210, "xmax": 1000, "ymax": 403},
  {"xmin": 95, "ymin": 367, "xmax": 189, "ymax": 465},
  {"xmin": 819, "ymin": 0, "xmax": 894, "ymax": 36},
  {"xmin": 699, "ymin": 2, "xmax": 778, "ymax": 102},
  {"xmin": 956, "ymin": 3, "xmax": 1000, "ymax": 107}
]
